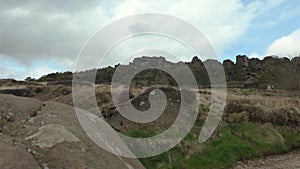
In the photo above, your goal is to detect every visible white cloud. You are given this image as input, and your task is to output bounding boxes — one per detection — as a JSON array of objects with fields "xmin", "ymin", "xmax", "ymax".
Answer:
[
  {"xmin": 248, "ymin": 52, "xmax": 264, "ymax": 60},
  {"xmin": 0, "ymin": 63, "xmax": 60, "ymax": 80},
  {"xmin": 110, "ymin": 0, "xmax": 257, "ymax": 56},
  {"xmin": 266, "ymin": 29, "xmax": 300, "ymax": 58},
  {"xmin": 0, "ymin": 55, "xmax": 62, "ymax": 80},
  {"xmin": 99, "ymin": 0, "xmax": 286, "ymax": 66}
]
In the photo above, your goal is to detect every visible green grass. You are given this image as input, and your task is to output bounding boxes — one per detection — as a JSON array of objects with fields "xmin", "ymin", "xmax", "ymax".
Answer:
[
  {"xmin": 230, "ymin": 123, "xmax": 287, "ymax": 154},
  {"xmin": 278, "ymin": 128, "xmax": 300, "ymax": 149},
  {"xmin": 200, "ymin": 104, "xmax": 210, "ymax": 112},
  {"xmin": 183, "ymin": 128, "xmax": 258, "ymax": 169},
  {"xmin": 123, "ymin": 129, "xmax": 157, "ymax": 138},
  {"xmin": 137, "ymin": 122, "xmax": 300, "ymax": 169}
]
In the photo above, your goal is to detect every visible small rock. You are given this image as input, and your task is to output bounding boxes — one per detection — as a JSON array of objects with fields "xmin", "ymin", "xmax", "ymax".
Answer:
[
  {"xmin": 28, "ymin": 118, "xmax": 35, "ymax": 123},
  {"xmin": 140, "ymin": 101, "xmax": 145, "ymax": 106},
  {"xmin": 42, "ymin": 163, "xmax": 49, "ymax": 169}
]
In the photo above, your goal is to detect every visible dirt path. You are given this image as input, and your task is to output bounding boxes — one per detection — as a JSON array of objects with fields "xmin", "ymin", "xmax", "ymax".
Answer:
[{"xmin": 235, "ymin": 150, "xmax": 300, "ymax": 169}]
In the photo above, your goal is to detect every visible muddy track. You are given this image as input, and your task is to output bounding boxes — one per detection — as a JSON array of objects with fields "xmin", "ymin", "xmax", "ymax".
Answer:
[{"xmin": 234, "ymin": 150, "xmax": 300, "ymax": 169}]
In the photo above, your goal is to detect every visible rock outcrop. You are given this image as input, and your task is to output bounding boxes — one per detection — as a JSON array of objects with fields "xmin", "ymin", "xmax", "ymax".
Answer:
[
  {"xmin": 221, "ymin": 55, "xmax": 300, "ymax": 89},
  {"xmin": 223, "ymin": 59, "xmax": 235, "ymax": 81},
  {"xmin": 34, "ymin": 55, "xmax": 300, "ymax": 90}
]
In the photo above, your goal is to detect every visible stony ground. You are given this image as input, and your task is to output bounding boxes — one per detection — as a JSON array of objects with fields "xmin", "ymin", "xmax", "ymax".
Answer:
[{"xmin": 234, "ymin": 150, "xmax": 300, "ymax": 169}]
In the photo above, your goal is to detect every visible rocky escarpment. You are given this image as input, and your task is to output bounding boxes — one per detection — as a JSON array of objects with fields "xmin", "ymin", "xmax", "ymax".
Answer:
[{"xmin": 35, "ymin": 55, "xmax": 300, "ymax": 90}]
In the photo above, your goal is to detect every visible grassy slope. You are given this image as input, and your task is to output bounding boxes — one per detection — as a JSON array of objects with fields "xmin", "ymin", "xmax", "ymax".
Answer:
[{"xmin": 126, "ymin": 122, "xmax": 300, "ymax": 169}]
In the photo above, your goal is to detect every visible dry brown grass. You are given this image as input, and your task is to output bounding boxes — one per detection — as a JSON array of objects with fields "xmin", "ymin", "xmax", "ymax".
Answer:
[{"xmin": 227, "ymin": 93, "xmax": 300, "ymax": 110}]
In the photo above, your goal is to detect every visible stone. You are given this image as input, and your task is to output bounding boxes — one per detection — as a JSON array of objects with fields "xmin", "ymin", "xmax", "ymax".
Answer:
[
  {"xmin": 26, "ymin": 124, "xmax": 80, "ymax": 148},
  {"xmin": 0, "ymin": 141, "xmax": 40, "ymax": 169}
]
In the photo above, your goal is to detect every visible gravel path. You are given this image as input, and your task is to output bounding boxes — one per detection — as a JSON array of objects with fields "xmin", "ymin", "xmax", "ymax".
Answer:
[{"xmin": 235, "ymin": 150, "xmax": 300, "ymax": 169}]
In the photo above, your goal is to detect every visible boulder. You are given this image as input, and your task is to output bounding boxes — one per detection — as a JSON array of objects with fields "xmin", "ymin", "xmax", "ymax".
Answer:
[
  {"xmin": 0, "ymin": 94, "xmax": 42, "ymax": 126},
  {"xmin": 244, "ymin": 76, "xmax": 258, "ymax": 88},
  {"xmin": 0, "ymin": 95, "xmax": 145, "ymax": 169},
  {"xmin": 0, "ymin": 141, "xmax": 40, "ymax": 169}
]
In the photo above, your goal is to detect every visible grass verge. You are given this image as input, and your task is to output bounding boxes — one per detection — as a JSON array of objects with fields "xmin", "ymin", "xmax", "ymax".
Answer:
[{"xmin": 134, "ymin": 122, "xmax": 300, "ymax": 169}]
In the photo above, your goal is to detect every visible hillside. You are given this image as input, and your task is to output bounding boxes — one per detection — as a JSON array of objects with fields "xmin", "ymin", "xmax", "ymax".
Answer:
[{"xmin": 0, "ymin": 83, "xmax": 299, "ymax": 169}]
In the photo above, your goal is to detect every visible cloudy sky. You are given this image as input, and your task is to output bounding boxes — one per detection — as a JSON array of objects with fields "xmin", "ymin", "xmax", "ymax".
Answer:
[{"xmin": 1, "ymin": 0, "xmax": 300, "ymax": 80}]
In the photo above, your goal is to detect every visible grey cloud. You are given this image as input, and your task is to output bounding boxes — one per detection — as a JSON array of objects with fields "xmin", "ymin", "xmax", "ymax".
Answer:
[
  {"xmin": 0, "ymin": 0, "xmax": 118, "ymax": 66},
  {"xmin": 0, "ymin": 0, "xmax": 111, "ymax": 12}
]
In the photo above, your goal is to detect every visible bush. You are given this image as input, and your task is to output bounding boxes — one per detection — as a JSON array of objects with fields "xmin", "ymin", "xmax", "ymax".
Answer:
[{"xmin": 227, "ymin": 111, "xmax": 249, "ymax": 123}]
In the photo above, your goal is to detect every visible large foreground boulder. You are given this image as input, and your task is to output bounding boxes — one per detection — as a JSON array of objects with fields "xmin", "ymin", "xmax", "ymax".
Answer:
[{"xmin": 0, "ymin": 94, "xmax": 145, "ymax": 169}]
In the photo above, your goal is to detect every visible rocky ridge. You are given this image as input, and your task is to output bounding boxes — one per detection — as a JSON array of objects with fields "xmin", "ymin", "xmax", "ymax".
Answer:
[{"xmin": 35, "ymin": 55, "xmax": 300, "ymax": 90}]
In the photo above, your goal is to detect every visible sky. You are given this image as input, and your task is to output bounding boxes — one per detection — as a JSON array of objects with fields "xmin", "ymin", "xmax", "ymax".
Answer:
[{"xmin": 0, "ymin": 0, "xmax": 300, "ymax": 80}]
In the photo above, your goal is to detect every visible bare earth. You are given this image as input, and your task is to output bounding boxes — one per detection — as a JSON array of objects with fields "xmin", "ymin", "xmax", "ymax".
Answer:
[{"xmin": 235, "ymin": 150, "xmax": 300, "ymax": 169}]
